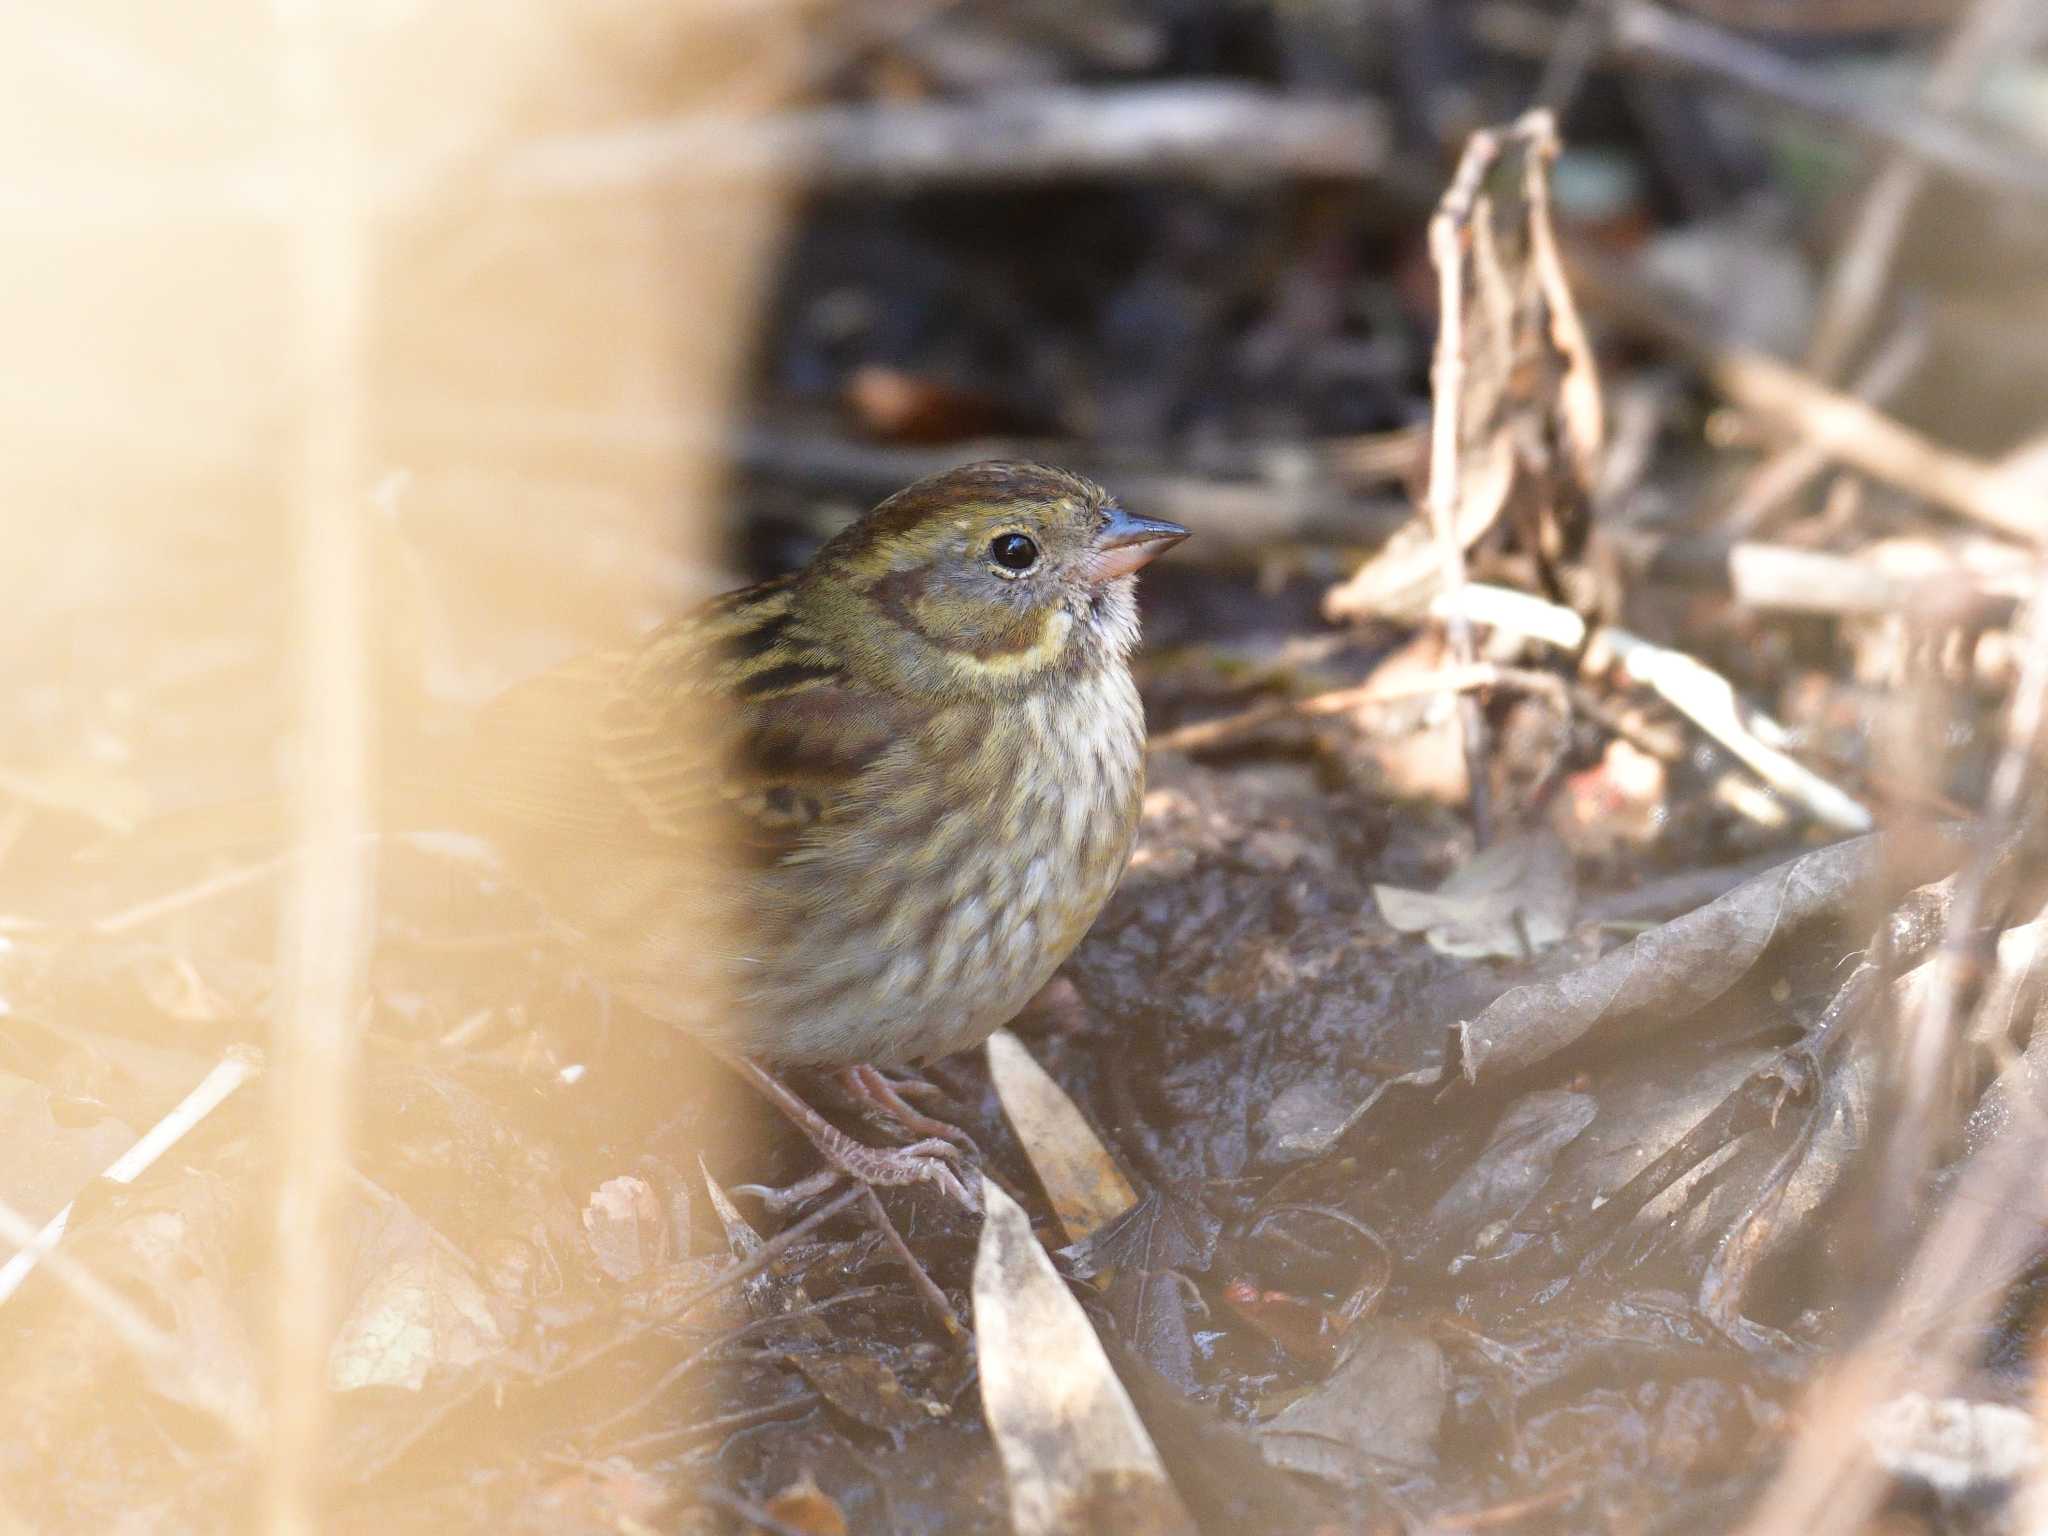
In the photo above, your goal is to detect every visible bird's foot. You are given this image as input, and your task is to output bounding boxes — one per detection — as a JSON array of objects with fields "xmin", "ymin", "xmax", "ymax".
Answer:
[
  {"xmin": 730, "ymin": 1167, "xmax": 843, "ymax": 1214},
  {"xmin": 837, "ymin": 1063, "xmax": 980, "ymax": 1153},
  {"xmin": 738, "ymin": 1059, "xmax": 981, "ymax": 1212}
]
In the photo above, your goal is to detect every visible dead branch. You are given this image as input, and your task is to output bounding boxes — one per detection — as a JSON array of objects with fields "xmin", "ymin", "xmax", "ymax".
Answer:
[
  {"xmin": 1802, "ymin": 0, "xmax": 2045, "ymax": 378},
  {"xmin": 1611, "ymin": 1, "xmax": 2048, "ymax": 203},
  {"xmin": 1568, "ymin": 240, "xmax": 2048, "ymax": 544}
]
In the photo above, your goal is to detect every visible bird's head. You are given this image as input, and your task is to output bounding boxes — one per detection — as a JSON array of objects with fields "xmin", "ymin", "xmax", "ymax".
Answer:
[{"xmin": 799, "ymin": 461, "xmax": 1186, "ymax": 700}]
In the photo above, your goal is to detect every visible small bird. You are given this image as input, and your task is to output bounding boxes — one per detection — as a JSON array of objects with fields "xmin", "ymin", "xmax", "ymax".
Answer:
[{"xmin": 457, "ymin": 462, "xmax": 1186, "ymax": 1204}]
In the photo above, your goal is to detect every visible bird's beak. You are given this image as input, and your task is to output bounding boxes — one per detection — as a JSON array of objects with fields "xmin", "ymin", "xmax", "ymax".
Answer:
[{"xmin": 1088, "ymin": 503, "xmax": 1189, "ymax": 582}]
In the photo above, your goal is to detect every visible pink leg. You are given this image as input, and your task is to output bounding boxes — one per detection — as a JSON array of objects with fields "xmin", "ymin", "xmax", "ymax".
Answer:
[
  {"xmin": 838, "ymin": 1063, "xmax": 980, "ymax": 1153},
  {"xmin": 737, "ymin": 1059, "xmax": 979, "ymax": 1212}
]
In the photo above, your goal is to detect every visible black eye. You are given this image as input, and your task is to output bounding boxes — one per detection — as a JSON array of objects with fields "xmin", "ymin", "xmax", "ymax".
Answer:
[{"xmin": 988, "ymin": 532, "xmax": 1039, "ymax": 572}]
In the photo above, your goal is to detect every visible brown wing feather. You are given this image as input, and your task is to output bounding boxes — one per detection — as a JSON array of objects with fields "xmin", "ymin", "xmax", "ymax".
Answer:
[{"xmin": 462, "ymin": 575, "xmax": 908, "ymax": 868}]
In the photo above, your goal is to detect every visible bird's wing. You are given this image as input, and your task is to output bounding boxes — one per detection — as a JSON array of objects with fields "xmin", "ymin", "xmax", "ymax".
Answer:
[{"xmin": 462, "ymin": 576, "xmax": 911, "ymax": 866}]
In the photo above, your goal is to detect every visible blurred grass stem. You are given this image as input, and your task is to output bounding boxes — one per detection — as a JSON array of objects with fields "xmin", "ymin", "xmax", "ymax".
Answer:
[{"xmin": 266, "ymin": 4, "xmax": 372, "ymax": 1531}]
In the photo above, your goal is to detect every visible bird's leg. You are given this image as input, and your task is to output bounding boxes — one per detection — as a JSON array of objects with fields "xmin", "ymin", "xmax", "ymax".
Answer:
[
  {"xmin": 737, "ymin": 1058, "xmax": 980, "ymax": 1212},
  {"xmin": 837, "ymin": 1063, "xmax": 979, "ymax": 1153}
]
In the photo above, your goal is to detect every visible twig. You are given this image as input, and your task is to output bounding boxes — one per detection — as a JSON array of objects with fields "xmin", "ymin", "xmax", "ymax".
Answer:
[
  {"xmin": 1803, "ymin": 0, "xmax": 2044, "ymax": 379},
  {"xmin": 1148, "ymin": 662, "xmax": 1566, "ymax": 756},
  {"xmin": 1567, "ymin": 239, "xmax": 2046, "ymax": 545},
  {"xmin": 1442, "ymin": 583, "xmax": 1875, "ymax": 832},
  {"xmin": 496, "ymin": 83, "xmax": 1393, "ymax": 195},
  {"xmin": 267, "ymin": 7, "xmax": 372, "ymax": 1530},
  {"xmin": 0, "ymin": 1048, "xmax": 261, "ymax": 1305},
  {"xmin": 1721, "ymin": 541, "xmax": 2022, "ymax": 619},
  {"xmin": 1611, "ymin": 1, "xmax": 2048, "ymax": 204},
  {"xmin": 1721, "ymin": 313, "xmax": 1927, "ymax": 534},
  {"xmin": 91, "ymin": 856, "xmax": 289, "ymax": 936},
  {"xmin": 861, "ymin": 1187, "xmax": 964, "ymax": 1341}
]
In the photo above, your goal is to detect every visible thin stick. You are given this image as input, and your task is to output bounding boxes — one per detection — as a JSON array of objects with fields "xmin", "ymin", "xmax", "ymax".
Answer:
[
  {"xmin": 1426, "ymin": 124, "xmax": 1510, "ymax": 845},
  {"xmin": 861, "ymin": 1187, "xmax": 964, "ymax": 1341},
  {"xmin": 266, "ymin": 7, "xmax": 372, "ymax": 1531},
  {"xmin": 0, "ymin": 85, "xmax": 1394, "ymax": 232},
  {"xmin": 1722, "ymin": 314, "xmax": 1926, "ymax": 534},
  {"xmin": 499, "ymin": 83, "xmax": 1393, "ymax": 195},
  {"xmin": 92, "ymin": 856, "xmax": 289, "ymax": 936}
]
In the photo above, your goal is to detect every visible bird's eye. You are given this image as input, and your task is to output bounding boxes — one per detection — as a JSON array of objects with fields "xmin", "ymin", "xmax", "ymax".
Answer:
[{"xmin": 988, "ymin": 532, "xmax": 1039, "ymax": 573}]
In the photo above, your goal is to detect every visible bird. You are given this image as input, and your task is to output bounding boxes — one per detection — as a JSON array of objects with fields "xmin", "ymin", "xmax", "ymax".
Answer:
[{"xmin": 453, "ymin": 461, "xmax": 1187, "ymax": 1206}]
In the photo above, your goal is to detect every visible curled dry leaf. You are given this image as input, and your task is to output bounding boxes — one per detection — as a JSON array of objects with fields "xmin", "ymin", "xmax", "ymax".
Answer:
[
  {"xmin": 1373, "ymin": 830, "xmax": 1576, "ymax": 959},
  {"xmin": 974, "ymin": 1180, "xmax": 1195, "ymax": 1536},
  {"xmin": 1453, "ymin": 832, "xmax": 1961, "ymax": 1083},
  {"xmin": 987, "ymin": 1029, "xmax": 1138, "ymax": 1246}
]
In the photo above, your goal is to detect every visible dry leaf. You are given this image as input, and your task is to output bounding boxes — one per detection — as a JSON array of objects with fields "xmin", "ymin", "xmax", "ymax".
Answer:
[
  {"xmin": 582, "ymin": 1173, "xmax": 666, "ymax": 1282},
  {"xmin": 1373, "ymin": 830, "xmax": 1576, "ymax": 959},
  {"xmin": 1423, "ymin": 1089, "xmax": 1597, "ymax": 1247},
  {"xmin": 1259, "ymin": 1321, "xmax": 1448, "ymax": 1482},
  {"xmin": 974, "ymin": 1180, "xmax": 1195, "ymax": 1536},
  {"xmin": 789, "ymin": 1351, "xmax": 947, "ymax": 1435},
  {"xmin": 987, "ymin": 1029, "xmax": 1138, "ymax": 1246},
  {"xmin": 330, "ymin": 1191, "xmax": 505, "ymax": 1393},
  {"xmin": 1453, "ymin": 831, "xmax": 1961, "ymax": 1082}
]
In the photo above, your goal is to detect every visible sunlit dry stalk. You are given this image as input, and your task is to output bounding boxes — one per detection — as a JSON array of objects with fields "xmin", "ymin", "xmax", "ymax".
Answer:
[
  {"xmin": 1426, "ymin": 124, "xmax": 1504, "ymax": 844},
  {"xmin": 1740, "ymin": 564, "xmax": 2048, "ymax": 1536},
  {"xmin": 266, "ymin": 3, "xmax": 371, "ymax": 1530}
]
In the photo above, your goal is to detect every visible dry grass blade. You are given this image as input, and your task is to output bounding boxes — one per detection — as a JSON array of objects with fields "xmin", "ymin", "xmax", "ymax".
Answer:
[
  {"xmin": 974, "ymin": 1181, "xmax": 1195, "ymax": 1536},
  {"xmin": 0, "ymin": 1049, "xmax": 259, "ymax": 1305}
]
